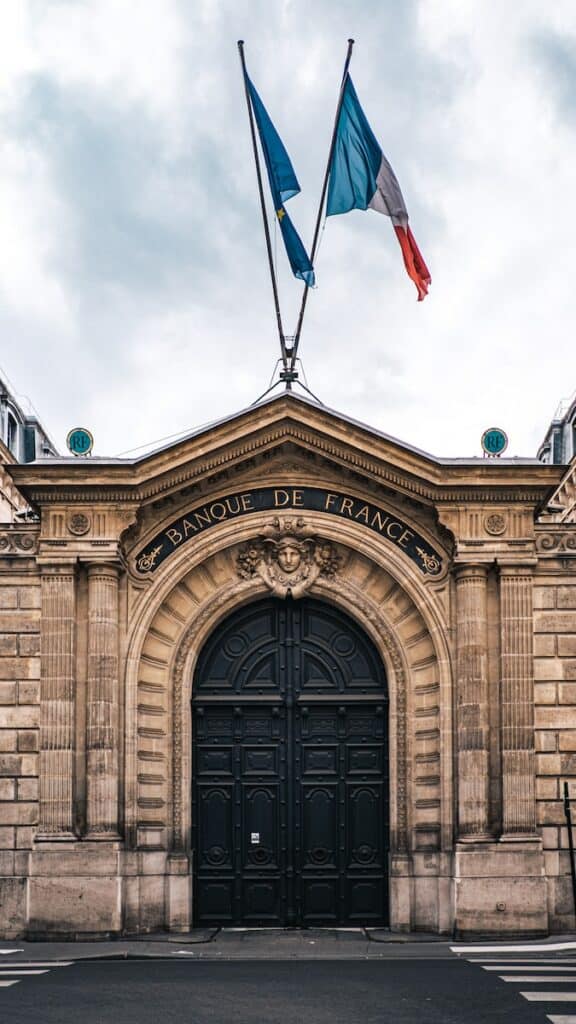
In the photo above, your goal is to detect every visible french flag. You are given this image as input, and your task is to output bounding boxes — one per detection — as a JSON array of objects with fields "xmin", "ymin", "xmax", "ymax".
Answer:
[{"xmin": 326, "ymin": 74, "xmax": 431, "ymax": 302}]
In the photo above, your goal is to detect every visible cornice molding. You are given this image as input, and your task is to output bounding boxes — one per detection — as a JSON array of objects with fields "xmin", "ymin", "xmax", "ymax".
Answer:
[{"xmin": 14, "ymin": 421, "xmax": 557, "ymax": 509}]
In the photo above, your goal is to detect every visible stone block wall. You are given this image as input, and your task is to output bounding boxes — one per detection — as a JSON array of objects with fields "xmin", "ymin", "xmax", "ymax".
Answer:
[
  {"xmin": 0, "ymin": 577, "xmax": 40, "ymax": 936},
  {"xmin": 534, "ymin": 578, "xmax": 576, "ymax": 930},
  {"xmin": 0, "ymin": 553, "xmax": 573, "ymax": 936}
]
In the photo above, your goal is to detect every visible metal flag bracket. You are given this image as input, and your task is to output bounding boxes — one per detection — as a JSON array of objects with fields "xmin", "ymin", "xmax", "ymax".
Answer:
[{"xmin": 252, "ymin": 341, "xmax": 323, "ymax": 406}]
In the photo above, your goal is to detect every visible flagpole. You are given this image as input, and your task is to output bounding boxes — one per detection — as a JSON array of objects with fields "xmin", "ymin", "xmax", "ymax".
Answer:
[
  {"xmin": 289, "ymin": 38, "xmax": 355, "ymax": 374},
  {"xmin": 237, "ymin": 40, "xmax": 290, "ymax": 376}
]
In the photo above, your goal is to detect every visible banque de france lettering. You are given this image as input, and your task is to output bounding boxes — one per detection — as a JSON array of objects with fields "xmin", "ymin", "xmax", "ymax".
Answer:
[{"xmin": 134, "ymin": 487, "xmax": 443, "ymax": 577}]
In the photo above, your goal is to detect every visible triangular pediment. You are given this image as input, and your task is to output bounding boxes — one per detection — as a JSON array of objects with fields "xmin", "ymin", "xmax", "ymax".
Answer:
[
  {"xmin": 8, "ymin": 391, "xmax": 561, "ymax": 512},
  {"xmin": 5, "ymin": 392, "xmax": 566, "ymax": 586}
]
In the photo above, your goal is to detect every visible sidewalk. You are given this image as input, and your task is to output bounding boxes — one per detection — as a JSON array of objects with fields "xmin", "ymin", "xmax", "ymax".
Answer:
[
  {"xmin": 0, "ymin": 928, "xmax": 441, "ymax": 962},
  {"xmin": 2, "ymin": 929, "xmax": 576, "ymax": 962}
]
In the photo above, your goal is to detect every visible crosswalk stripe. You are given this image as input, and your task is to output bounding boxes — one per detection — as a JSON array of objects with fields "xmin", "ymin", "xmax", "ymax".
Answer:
[
  {"xmin": 501, "ymin": 976, "xmax": 576, "ymax": 983},
  {"xmin": 0, "ymin": 981, "xmax": 19, "ymax": 988},
  {"xmin": 0, "ymin": 970, "xmax": 49, "ymax": 976},
  {"xmin": 0, "ymin": 962, "xmax": 73, "ymax": 968},
  {"xmin": 473, "ymin": 959, "xmax": 576, "ymax": 965},
  {"xmin": 547, "ymin": 1016, "xmax": 576, "ymax": 1022},
  {"xmin": 452, "ymin": 943, "xmax": 576, "ymax": 953},
  {"xmin": 521, "ymin": 992, "xmax": 576, "ymax": 1001},
  {"xmin": 482, "ymin": 966, "xmax": 576, "ymax": 972}
]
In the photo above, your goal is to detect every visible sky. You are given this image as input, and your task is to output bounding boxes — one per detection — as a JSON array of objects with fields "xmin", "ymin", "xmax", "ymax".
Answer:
[{"xmin": 1, "ymin": 0, "xmax": 576, "ymax": 460}]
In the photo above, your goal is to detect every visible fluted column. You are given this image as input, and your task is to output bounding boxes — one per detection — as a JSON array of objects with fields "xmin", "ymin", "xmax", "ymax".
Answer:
[
  {"xmin": 499, "ymin": 566, "xmax": 537, "ymax": 837},
  {"xmin": 455, "ymin": 564, "xmax": 491, "ymax": 841},
  {"xmin": 38, "ymin": 564, "xmax": 77, "ymax": 839},
  {"xmin": 86, "ymin": 563, "xmax": 120, "ymax": 839}
]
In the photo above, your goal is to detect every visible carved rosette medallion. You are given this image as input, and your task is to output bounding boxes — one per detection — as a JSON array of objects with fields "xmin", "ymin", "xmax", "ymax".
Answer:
[
  {"xmin": 236, "ymin": 517, "xmax": 342, "ymax": 598},
  {"xmin": 67, "ymin": 512, "xmax": 91, "ymax": 536},
  {"xmin": 484, "ymin": 513, "xmax": 507, "ymax": 536}
]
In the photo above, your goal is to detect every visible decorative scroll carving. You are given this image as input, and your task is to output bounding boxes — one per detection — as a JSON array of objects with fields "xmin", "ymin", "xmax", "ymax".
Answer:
[
  {"xmin": 0, "ymin": 530, "xmax": 38, "ymax": 554},
  {"xmin": 136, "ymin": 545, "xmax": 163, "ymax": 574},
  {"xmin": 236, "ymin": 517, "xmax": 342, "ymax": 598},
  {"xmin": 415, "ymin": 546, "xmax": 442, "ymax": 575},
  {"xmin": 536, "ymin": 532, "xmax": 576, "ymax": 554}
]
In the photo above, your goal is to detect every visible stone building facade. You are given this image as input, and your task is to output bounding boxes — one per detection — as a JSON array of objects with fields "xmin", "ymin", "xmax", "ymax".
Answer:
[
  {"xmin": 0, "ymin": 371, "xmax": 57, "ymax": 523},
  {"xmin": 0, "ymin": 392, "xmax": 575, "ymax": 938},
  {"xmin": 538, "ymin": 391, "xmax": 576, "ymax": 465}
]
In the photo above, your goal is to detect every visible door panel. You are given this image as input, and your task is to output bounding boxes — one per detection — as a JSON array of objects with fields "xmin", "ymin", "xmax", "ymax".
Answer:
[
  {"xmin": 192, "ymin": 597, "xmax": 388, "ymax": 926},
  {"xmin": 194, "ymin": 703, "xmax": 285, "ymax": 926}
]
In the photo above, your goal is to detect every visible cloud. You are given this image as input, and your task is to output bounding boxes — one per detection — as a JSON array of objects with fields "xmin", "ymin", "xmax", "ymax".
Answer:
[
  {"xmin": 0, "ymin": 0, "xmax": 575, "ymax": 460},
  {"xmin": 532, "ymin": 31, "xmax": 576, "ymax": 125}
]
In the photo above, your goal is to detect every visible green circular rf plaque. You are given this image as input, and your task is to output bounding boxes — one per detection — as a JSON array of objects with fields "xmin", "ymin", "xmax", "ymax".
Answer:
[
  {"xmin": 66, "ymin": 427, "xmax": 94, "ymax": 457},
  {"xmin": 481, "ymin": 427, "xmax": 508, "ymax": 457}
]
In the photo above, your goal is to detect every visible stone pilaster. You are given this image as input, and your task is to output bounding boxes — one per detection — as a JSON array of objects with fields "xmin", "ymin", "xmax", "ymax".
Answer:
[
  {"xmin": 86, "ymin": 563, "xmax": 120, "ymax": 839},
  {"xmin": 38, "ymin": 564, "xmax": 77, "ymax": 839},
  {"xmin": 455, "ymin": 564, "xmax": 491, "ymax": 841},
  {"xmin": 499, "ymin": 566, "xmax": 537, "ymax": 837}
]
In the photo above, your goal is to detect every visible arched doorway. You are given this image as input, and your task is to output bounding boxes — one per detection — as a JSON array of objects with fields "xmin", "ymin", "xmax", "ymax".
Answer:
[{"xmin": 192, "ymin": 596, "xmax": 389, "ymax": 927}]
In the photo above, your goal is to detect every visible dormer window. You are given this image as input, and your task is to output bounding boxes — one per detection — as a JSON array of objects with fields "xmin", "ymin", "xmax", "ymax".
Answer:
[{"xmin": 6, "ymin": 412, "xmax": 18, "ymax": 455}]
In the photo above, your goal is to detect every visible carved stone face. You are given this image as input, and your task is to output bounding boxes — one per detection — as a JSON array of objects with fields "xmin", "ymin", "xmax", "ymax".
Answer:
[{"xmin": 276, "ymin": 541, "xmax": 302, "ymax": 574}]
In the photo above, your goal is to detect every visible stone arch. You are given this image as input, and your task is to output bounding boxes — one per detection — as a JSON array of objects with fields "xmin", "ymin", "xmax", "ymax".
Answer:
[
  {"xmin": 171, "ymin": 574, "xmax": 409, "ymax": 856},
  {"xmin": 126, "ymin": 513, "xmax": 453, "ymax": 867}
]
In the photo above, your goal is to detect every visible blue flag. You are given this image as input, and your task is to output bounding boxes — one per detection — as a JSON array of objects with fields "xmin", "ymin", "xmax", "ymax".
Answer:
[{"xmin": 246, "ymin": 76, "xmax": 315, "ymax": 287}]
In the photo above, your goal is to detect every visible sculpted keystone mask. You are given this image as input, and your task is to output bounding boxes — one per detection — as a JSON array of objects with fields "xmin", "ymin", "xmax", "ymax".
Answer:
[{"xmin": 276, "ymin": 541, "xmax": 302, "ymax": 574}]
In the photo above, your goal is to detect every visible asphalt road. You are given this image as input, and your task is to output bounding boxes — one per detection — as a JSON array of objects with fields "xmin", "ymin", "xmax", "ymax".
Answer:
[{"xmin": 0, "ymin": 952, "xmax": 573, "ymax": 1024}]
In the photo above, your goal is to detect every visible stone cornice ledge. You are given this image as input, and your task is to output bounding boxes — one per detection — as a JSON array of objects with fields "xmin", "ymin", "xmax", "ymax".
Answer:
[{"xmin": 8, "ymin": 402, "xmax": 562, "ymax": 508}]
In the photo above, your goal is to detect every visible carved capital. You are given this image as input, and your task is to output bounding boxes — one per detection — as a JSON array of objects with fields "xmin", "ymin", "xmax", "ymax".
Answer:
[
  {"xmin": 39, "ymin": 561, "xmax": 77, "ymax": 579},
  {"xmin": 454, "ymin": 563, "xmax": 489, "ymax": 582},
  {"xmin": 86, "ymin": 561, "xmax": 121, "ymax": 581},
  {"xmin": 498, "ymin": 564, "xmax": 533, "ymax": 580}
]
